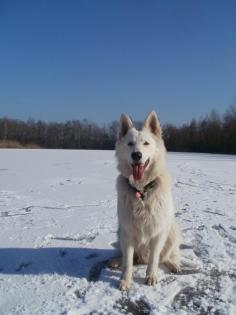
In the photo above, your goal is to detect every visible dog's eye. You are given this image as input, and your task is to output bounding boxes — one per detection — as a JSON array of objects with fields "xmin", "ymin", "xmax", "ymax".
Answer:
[
  {"xmin": 128, "ymin": 141, "xmax": 134, "ymax": 146},
  {"xmin": 144, "ymin": 141, "xmax": 150, "ymax": 145}
]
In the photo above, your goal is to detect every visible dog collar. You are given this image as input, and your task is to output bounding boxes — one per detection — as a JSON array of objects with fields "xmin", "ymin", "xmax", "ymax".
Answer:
[{"xmin": 127, "ymin": 178, "xmax": 158, "ymax": 201}]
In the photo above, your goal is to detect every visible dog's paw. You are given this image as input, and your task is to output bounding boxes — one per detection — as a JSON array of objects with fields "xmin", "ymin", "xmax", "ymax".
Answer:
[
  {"xmin": 171, "ymin": 264, "xmax": 181, "ymax": 273},
  {"xmin": 164, "ymin": 261, "xmax": 181, "ymax": 273},
  {"xmin": 119, "ymin": 279, "xmax": 131, "ymax": 291},
  {"xmin": 107, "ymin": 257, "xmax": 122, "ymax": 269},
  {"xmin": 145, "ymin": 274, "xmax": 158, "ymax": 286}
]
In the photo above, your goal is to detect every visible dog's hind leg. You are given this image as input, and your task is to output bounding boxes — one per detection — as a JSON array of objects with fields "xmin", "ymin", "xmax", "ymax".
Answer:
[
  {"xmin": 162, "ymin": 240, "xmax": 181, "ymax": 273},
  {"xmin": 163, "ymin": 258, "xmax": 180, "ymax": 273},
  {"xmin": 163, "ymin": 241, "xmax": 181, "ymax": 273},
  {"xmin": 108, "ymin": 250, "xmax": 149, "ymax": 269},
  {"xmin": 161, "ymin": 222, "xmax": 181, "ymax": 273}
]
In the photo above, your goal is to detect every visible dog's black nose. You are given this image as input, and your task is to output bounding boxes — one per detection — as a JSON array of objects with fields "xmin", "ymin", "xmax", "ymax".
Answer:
[{"xmin": 131, "ymin": 151, "xmax": 142, "ymax": 162}]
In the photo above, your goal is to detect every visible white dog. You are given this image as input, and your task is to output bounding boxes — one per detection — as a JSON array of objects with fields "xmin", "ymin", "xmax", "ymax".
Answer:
[{"xmin": 115, "ymin": 111, "xmax": 181, "ymax": 291}]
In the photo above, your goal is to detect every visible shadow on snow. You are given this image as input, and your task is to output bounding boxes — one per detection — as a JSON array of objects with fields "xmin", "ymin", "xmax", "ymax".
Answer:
[{"xmin": 0, "ymin": 247, "xmax": 118, "ymax": 281}]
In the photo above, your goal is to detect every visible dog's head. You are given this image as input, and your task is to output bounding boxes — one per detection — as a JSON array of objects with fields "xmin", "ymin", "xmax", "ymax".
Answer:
[{"xmin": 115, "ymin": 111, "xmax": 166, "ymax": 182}]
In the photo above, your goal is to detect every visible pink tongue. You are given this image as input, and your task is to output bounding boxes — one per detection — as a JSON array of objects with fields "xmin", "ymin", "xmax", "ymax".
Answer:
[{"xmin": 133, "ymin": 164, "xmax": 144, "ymax": 181}]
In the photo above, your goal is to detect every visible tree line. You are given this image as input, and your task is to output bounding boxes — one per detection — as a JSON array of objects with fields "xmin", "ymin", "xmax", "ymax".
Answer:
[
  {"xmin": 163, "ymin": 105, "xmax": 236, "ymax": 154},
  {"xmin": 0, "ymin": 105, "xmax": 236, "ymax": 154}
]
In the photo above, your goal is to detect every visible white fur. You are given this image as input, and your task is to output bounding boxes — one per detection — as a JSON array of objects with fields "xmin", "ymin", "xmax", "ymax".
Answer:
[{"xmin": 115, "ymin": 111, "xmax": 181, "ymax": 290}]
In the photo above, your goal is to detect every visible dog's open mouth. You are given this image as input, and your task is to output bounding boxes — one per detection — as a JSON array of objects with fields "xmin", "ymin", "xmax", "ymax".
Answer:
[{"xmin": 132, "ymin": 159, "xmax": 150, "ymax": 181}]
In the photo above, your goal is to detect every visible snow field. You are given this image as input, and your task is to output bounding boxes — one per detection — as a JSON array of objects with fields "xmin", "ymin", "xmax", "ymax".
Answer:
[{"xmin": 0, "ymin": 149, "xmax": 236, "ymax": 314}]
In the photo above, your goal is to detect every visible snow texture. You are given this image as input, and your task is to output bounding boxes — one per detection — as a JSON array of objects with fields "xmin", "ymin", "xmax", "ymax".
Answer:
[{"xmin": 0, "ymin": 149, "xmax": 236, "ymax": 315}]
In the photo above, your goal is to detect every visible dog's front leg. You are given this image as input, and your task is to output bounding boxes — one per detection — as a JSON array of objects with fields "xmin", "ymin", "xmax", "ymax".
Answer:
[
  {"xmin": 119, "ymin": 239, "xmax": 134, "ymax": 291},
  {"xmin": 145, "ymin": 234, "xmax": 166, "ymax": 285}
]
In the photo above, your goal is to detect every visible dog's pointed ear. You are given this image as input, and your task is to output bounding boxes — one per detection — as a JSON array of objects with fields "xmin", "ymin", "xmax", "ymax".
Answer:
[
  {"xmin": 117, "ymin": 113, "xmax": 133, "ymax": 139},
  {"xmin": 143, "ymin": 111, "xmax": 162, "ymax": 137}
]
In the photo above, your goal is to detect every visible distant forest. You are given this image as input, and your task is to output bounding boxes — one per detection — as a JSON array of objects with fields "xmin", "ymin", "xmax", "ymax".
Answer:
[{"xmin": 0, "ymin": 105, "xmax": 236, "ymax": 154}]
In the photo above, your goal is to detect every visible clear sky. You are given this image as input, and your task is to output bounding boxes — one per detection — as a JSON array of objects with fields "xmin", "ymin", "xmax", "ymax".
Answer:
[{"xmin": 0, "ymin": 0, "xmax": 236, "ymax": 125}]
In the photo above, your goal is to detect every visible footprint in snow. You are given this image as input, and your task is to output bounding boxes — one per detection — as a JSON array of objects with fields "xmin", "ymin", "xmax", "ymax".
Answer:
[
  {"xmin": 15, "ymin": 262, "xmax": 32, "ymax": 272},
  {"xmin": 212, "ymin": 224, "xmax": 236, "ymax": 245},
  {"xmin": 49, "ymin": 178, "xmax": 83, "ymax": 188}
]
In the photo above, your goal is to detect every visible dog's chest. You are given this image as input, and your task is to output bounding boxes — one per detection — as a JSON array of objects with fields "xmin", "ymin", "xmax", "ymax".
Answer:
[
  {"xmin": 131, "ymin": 209, "xmax": 158, "ymax": 245},
  {"xmin": 131, "ymin": 201, "xmax": 158, "ymax": 232},
  {"xmin": 132, "ymin": 200, "xmax": 153, "ymax": 219},
  {"xmin": 128, "ymin": 193, "xmax": 168, "ymax": 238}
]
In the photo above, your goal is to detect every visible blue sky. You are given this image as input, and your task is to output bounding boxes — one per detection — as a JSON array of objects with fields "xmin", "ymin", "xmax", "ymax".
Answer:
[{"xmin": 0, "ymin": 0, "xmax": 236, "ymax": 125}]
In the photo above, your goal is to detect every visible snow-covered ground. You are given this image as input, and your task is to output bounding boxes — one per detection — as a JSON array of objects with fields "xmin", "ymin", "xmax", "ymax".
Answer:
[{"xmin": 0, "ymin": 149, "xmax": 236, "ymax": 315}]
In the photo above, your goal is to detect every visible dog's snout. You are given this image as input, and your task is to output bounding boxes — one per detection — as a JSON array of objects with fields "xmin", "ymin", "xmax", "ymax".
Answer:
[{"xmin": 131, "ymin": 151, "xmax": 142, "ymax": 162}]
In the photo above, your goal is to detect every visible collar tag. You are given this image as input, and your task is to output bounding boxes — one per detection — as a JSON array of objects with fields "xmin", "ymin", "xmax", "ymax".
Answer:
[
  {"xmin": 135, "ymin": 191, "xmax": 142, "ymax": 199},
  {"xmin": 127, "ymin": 178, "xmax": 157, "ymax": 201}
]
